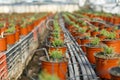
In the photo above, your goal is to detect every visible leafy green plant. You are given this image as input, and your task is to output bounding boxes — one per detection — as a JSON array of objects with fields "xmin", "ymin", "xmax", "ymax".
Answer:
[
  {"xmin": 73, "ymin": 24, "xmax": 79, "ymax": 28},
  {"xmin": 100, "ymin": 29, "xmax": 109, "ymax": 36},
  {"xmin": 51, "ymin": 39, "xmax": 64, "ymax": 47},
  {"xmin": 39, "ymin": 70, "xmax": 59, "ymax": 80},
  {"xmin": 82, "ymin": 22, "xmax": 87, "ymax": 26},
  {"xmin": 94, "ymin": 27, "xmax": 99, "ymax": 32},
  {"xmin": 53, "ymin": 19, "xmax": 60, "ymax": 32},
  {"xmin": 114, "ymin": 26, "xmax": 118, "ymax": 30},
  {"xmin": 77, "ymin": 27, "xmax": 87, "ymax": 33},
  {"xmin": 91, "ymin": 37, "xmax": 100, "ymax": 46},
  {"xmin": 0, "ymin": 23, "xmax": 4, "ymax": 28},
  {"xmin": 52, "ymin": 31, "xmax": 60, "ymax": 38},
  {"xmin": 83, "ymin": 34, "xmax": 91, "ymax": 39},
  {"xmin": 21, "ymin": 23, "xmax": 27, "ymax": 28},
  {"xmin": 103, "ymin": 46, "xmax": 114, "ymax": 54},
  {"xmin": 106, "ymin": 32, "xmax": 116, "ymax": 40},
  {"xmin": 5, "ymin": 27, "xmax": 15, "ymax": 33},
  {"xmin": 50, "ymin": 50, "xmax": 63, "ymax": 61}
]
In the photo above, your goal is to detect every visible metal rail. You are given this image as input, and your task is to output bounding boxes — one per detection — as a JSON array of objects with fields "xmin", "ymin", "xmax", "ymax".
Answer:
[{"xmin": 59, "ymin": 16, "xmax": 99, "ymax": 80}]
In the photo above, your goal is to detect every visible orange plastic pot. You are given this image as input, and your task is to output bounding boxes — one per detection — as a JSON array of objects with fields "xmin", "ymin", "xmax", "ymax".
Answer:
[
  {"xmin": 40, "ymin": 57, "xmax": 68, "ymax": 80},
  {"xmin": 99, "ymin": 24, "xmax": 105, "ymax": 30},
  {"xmin": 95, "ymin": 56, "xmax": 119, "ymax": 79},
  {"xmin": 66, "ymin": 25, "xmax": 74, "ymax": 30},
  {"xmin": 15, "ymin": 24, "xmax": 20, "ymax": 31},
  {"xmin": 97, "ymin": 35, "xmax": 106, "ymax": 41},
  {"xmin": 114, "ymin": 17, "xmax": 120, "ymax": 24},
  {"xmin": 48, "ymin": 46, "xmax": 67, "ymax": 56},
  {"xmin": 5, "ymin": 33, "xmax": 15, "ymax": 45},
  {"xmin": 105, "ymin": 27, "xmax": 113, "ymax": 32},
  {"xmin": 109, "ymin": 66, "xmax": 120, "ymax": 80},
  {"xmin": 115, "ymin": 29, "xmax": 120, "ymax": 34},
  {"xmin": 102, "ymin": 39, "xmax": 120, "ymax": 53},
  {"xmin": 86, "ymin": 47, "xmax": 102, "ymax": 64},
  {"xmin": 74, "ymin": 33, "xmax": 88, "ymax": 39},
  {"xmin": 91, "ymin": 31, "xmax": 99, "ymax": 37},
  {"xmin": 0, "ymin": 27, "xmax": 7, "ymax": 34},
  {"xmin": 27, "ymin": 24, "xmax": 33, "ymax": 33},
  {"xmin": 15, "ymin": 31, "xmax": 20, "ymax": 42},
  {"xmin": 0, "ymin": 37, "xmax": 7, "ymax": 52},
  {"xmin": 20, "ymin": 27, "xmax": 28, "ymax": 36},
  {"xmin": 81, "ymin": 39, "xmax": 91, "ymax": 53},
  {"xmin": 76, "ymin": 37, "xmax": 81, "ymax": 45},
  {"xmin": 0, "ymin": 53, "xmax": 8, "ymax": 80}
]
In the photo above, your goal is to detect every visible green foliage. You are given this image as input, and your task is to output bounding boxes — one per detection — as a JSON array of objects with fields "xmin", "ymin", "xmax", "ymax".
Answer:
[
  {"xmin": 91, "ymin": 37, "xmax": 100, "ymax": 46},
  {"xmin": 82, "ymin": 22, "xmax": 87, "ymax": 26},
  {"xmin": 100, "ymin": 29, "xmax": 109, "ymax": 36},
  {"xmin": 5, "ymin": 27, "xmax": 15, "ymax": 33},
  {"xmin": 73, "ymin": 24, "xmax": 79, "ymax": 28},
  {"xmin": 103, "ymin": 46, "xmax": 114, "ymax": 54},
  {"xmin": 94, "ymin": 27, "xmax": 99, "ymax": 32},
  {"xmin": 114, "ymin": 26, "xmax": 118, "ymax": 30},
  {"xmin": 39, "ymin": 70, "xmax": 60, "ymax": 80},
  {"xmin": 53, "ymin": 19, "xmax": 60, "ymax": 32},
  {"xmin": 77, "ymin": 27, "xmax": 87, "ymax": 33},
  {"xmin": 52, "ymin": 31, "xmax": 60, "ymax": 38},
  {"xmin": 84, "ymin": 34, "xmax": 91, "ymax": 39},
  {"xmin": 106, "ymin": 32, "xmax": 116, "ymax": 39},
  {"xmin": 52, "ymin": 39, "xmax": 64, "ymax": 47},
  {"xmin": 50, "ymin": 50, "xmax": 63, "ymax": 60},
  {"xmin": 0, "ymin": 23, "xmax": 4, "ymax": 28}
]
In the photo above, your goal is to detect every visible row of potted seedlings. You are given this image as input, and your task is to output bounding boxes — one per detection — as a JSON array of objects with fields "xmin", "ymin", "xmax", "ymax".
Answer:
[
  {"xmin": 39, "ymin": 15, "xmax": 68, "ymax": 80},
  {"xmin": 76, "ymin": 9, "xmax": 120, "ymax": 25},
  {"xmin": 63, "ymin": 12, "xmax": 120, "ymax": 80},
  {"xmin": 0, "ymin": 13, "xmax": 49, "ymax": 52}
]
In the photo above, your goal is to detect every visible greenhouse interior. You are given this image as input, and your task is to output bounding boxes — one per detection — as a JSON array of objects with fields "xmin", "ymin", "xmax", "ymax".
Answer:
[{"xmin": 1, "ymin": 0, "xmax": 120, "ymax": 80}]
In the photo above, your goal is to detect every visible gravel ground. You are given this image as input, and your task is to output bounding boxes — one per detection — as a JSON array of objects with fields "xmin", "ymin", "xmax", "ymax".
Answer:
[{"xmin": 18, "ymin": 29, "xmax": 49, "ymax": 80}]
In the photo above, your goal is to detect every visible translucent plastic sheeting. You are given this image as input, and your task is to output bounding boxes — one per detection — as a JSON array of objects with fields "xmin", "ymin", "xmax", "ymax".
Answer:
[
  {"xmin": 79, "ymin": 0, "xmax": 120, "ymax": 14},
  {"xmin": 0, "ymin": 0, "xmax": 78, "ymax": 4}
]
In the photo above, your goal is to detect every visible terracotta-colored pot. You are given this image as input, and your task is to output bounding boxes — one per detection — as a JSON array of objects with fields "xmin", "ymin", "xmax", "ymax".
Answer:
[
  {"xmin": 105, "ymin": 27, "xmax": 113, "ymax": 32},
  {"xmin": 99, "ymin": 24, "xmax": 105, "ymax": 30},
  {"xmin": 27, "ymin": 24, "xmax": 33, "ymax": 33},
  {"xmin": 91, "ymin": 31, "xmax": 99, "ymax": 37},
  {"xmin": 15, "ymin": 24, "xmax": 20, "ymax": 31},
  {"xmin": 0, "ymin": 27, "xmax": 7, "ymax": 34},
  {"xmin": 97, "ymin": 35, "xmax": 106, "ymax": 41},
  {"xmin": 115, "ymin": 32, "xmax": 119, "ymax": 39},
  {"xmin": 76, "ymin": 37, "xmax": 81, "ymax": 45},
  {"xmin": 86, "ymin": 47, "xmax": 102, "ymax": 64},
  {"xmin": 109, "ymin": 66, "xmax": 120, "ymax": 80},
  {"xmin": 4, "ymin": 33, "xmax": 15, "ymax": 45},
  {"xmin": 102, "ymin": 39, "xmax": 120, "ymax": 53},
  {"xmin": 15, "ymin": 31, "xmax": 20, "ymax": 42},
  {"xmin": 0, "ymin": 53, "xmax": 8, "ymax": 79},
  {"xmin": 40, "ymin": 56, "xmax": 68, "ymax": 80},
  {"xmin": 0, "ymin": 37, "xmax": 7, "ymax": 52},
  {"xmin": 115, "ymin": 29, "xmax": 120, "ymax": 34},
  {"xmin": 80, "ymin": 39, "xmax": 91, "ymax": 53},
  {"xmin": 114, "ymin": 17, "xmax": 120, "ymax": 25},
  {"xmin": 20, "ymin": 27, "xmax": 28, "ymax": 36},
  {"xmin": 75, "ymin": 33, "xmax": 88, "ymax": 38},
  {"xmin": 67, "ymin": 25, "xmax": 74, "ymax": 31},
  {"xmin": 94, "ymin": 55, "xmax": 119, "ymax": 79}
]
